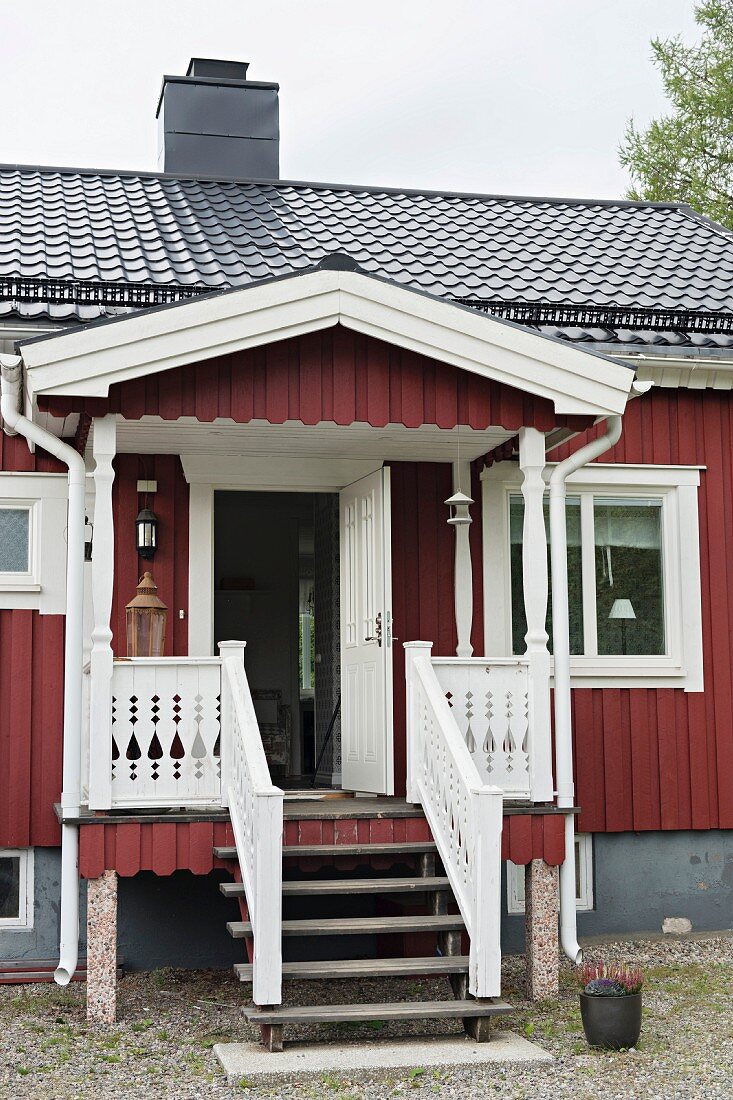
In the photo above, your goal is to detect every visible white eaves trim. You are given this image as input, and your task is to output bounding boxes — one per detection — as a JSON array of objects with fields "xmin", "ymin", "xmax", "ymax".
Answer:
[
  {"xmin": 615, "ymin": 352, "xmax": 733, "ymax": 391},
  {"xmin": 19, "ymin": 270, "xmax": 633, "ymax": 418}
]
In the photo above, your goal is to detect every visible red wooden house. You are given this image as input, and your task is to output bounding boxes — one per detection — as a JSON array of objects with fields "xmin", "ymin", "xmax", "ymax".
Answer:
[{"xmin": 0, "ymin": 58, "xmax": 731, "ymax": 1046}]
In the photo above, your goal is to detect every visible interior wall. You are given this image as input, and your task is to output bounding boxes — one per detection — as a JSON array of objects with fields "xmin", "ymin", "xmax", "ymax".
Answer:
[
  {"xmin": 214, "ymin": 492, "xmax": 315, "ymax": 779},
  {"xmin": 314, "ymin": 494, "xmax": 341, "ymax": 783}
]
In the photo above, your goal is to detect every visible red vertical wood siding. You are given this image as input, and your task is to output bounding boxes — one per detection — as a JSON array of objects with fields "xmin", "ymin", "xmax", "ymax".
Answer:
[
  {"xmin": 8, "ymin": 337, "xmax": 732, "ymax": 844},
  {"xmin": 550, "ymin": 388, "xmax": 733, "ymax": 832},
  {"xmin": 39, "ymin": 328, "xmax": 591, "ymax": 435},
  {"xmin": 390, "ymin": 462, "xmax": 484, "ymax": 794},
  {"xmin": 0, "ymin": 438, "xmax": 66, "ymax": 847},
  {"xmin": 111, "ymin": 455, "xmax": 189, "ymax": 656}
]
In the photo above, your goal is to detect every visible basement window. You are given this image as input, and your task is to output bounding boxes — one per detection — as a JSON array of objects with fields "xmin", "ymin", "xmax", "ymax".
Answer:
[
  {"xmin": 0, "ymin": 849, "xmax": 34, "ymax": 929},
  {"xmin": 506, "ymin": 834, "xmax": 593, "ymax": 915}
]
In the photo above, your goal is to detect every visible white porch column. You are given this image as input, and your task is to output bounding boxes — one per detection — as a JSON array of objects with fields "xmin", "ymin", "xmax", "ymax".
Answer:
[
  {"xmin": 447, "ymin": 461, "xmax": 473, "ymax": 658},
  {"xmin": 88, "ymin": 415, "xmax": 117, "ymax": 810},
  {"xmin": 518, "ymin": 428, "xmax": 553, "ymax": 802}
]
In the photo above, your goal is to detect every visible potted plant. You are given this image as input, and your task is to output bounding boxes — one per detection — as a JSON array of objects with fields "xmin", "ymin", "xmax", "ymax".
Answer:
[{"xmin": 578, "ymin": 960, "xmax": 644, "ymax": 1050}]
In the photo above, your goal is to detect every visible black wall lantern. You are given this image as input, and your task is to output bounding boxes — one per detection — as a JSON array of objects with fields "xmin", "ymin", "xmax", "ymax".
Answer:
[{"xmin": 135, "ymin": 507, "xmax": 159, "ymax": 560}]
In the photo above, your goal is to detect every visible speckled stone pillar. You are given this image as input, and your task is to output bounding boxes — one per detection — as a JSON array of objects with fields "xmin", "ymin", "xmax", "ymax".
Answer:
[
  {"xmin": 87, "ymin": 870, "xmax": 118, "ymax": 1025},
  {"xmin": 525, "ymin": 859, "xmax": 559, "ymax": 1001}
]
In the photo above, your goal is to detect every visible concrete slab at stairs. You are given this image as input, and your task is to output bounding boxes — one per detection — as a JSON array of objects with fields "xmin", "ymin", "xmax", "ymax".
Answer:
[{"xmin": 214, "ymin": 1032, "xmax": 552, "ymax": 1082}]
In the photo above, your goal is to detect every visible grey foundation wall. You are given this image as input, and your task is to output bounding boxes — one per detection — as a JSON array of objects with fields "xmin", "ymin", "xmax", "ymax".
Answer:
[
  {"xmin": 0, "ymin": 850, "xmax": 241, "ymax": 970},
  {"xmin": 0, "ymin": 848, "xmax": 87, "ymax": 962},
  {"xmin": 502, "ymin": 829, "xmax": 733, "ymax": 953},
  {"xmin": 4, "ymin": 831, "xmax": 732, "ymax": 969}
]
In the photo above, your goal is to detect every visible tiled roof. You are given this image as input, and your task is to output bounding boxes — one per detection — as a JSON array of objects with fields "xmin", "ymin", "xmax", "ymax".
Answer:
[{"xmin": 2, "ymin": 165, "xmax": 733, "ymax": 346}]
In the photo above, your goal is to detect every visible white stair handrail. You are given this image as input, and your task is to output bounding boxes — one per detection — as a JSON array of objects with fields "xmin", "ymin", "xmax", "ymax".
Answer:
[
  {"xmin": 219, "ymin": 642, "xmax": 283, "ymax": 1006},
  {"xmin": 405, "ymin": 641, "xmax": 503, "ymax": 999}
]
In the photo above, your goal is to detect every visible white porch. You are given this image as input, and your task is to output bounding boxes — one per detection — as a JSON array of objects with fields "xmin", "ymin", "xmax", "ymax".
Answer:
[{"xmin": 81, "ymin": 415, "xmax": 555, "ymax": 814}]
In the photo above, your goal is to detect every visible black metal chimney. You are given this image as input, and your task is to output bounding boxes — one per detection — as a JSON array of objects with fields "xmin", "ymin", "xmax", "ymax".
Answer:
[{"xmin": 156, "ymin": 58, "xmax": 280, "ymax": 179}]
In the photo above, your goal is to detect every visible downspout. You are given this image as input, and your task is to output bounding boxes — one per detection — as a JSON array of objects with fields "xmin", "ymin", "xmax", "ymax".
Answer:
[
  {"xmin": 0, "ymin": 354, "xmax": 86, "ymax": 986},
  {"xmin": 548, "ymin": 413, "xmax": 623, "ymax": 965}
]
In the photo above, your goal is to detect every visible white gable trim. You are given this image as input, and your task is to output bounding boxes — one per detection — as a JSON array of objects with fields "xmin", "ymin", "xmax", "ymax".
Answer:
[{"xmin": 20, "ymin": 270, "xmax": 633, "ymax": 417}]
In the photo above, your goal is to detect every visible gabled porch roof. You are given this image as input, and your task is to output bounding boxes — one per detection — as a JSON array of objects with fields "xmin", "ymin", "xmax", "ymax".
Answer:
[{"xmin": 18, "ymin": 258, "xmax": 634, "ymax": 419}]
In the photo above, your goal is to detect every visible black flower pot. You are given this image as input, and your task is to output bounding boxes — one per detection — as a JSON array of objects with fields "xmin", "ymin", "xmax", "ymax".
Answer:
[{"xmin": 579, "ymin": 991, "xmax": 642, "ymax": 1050}]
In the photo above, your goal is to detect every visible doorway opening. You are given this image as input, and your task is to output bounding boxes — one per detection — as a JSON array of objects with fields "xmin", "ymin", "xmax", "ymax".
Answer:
[{"xmin": 213, "ymin": 491, "xmax": 341, "ymax": 788}]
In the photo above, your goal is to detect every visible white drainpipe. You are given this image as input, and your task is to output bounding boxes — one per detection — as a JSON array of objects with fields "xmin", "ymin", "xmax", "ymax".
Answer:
[
  {"xmin": 548, "ymin": 413, "xmax": 622, "ymax": 965},
  {"xmin": 0, "ymin": 354, "xmax": 86, "ymax": 986}
]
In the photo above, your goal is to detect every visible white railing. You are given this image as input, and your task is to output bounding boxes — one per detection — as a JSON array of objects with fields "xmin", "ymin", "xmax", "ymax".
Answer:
[
  {"xmin": 432, "ymin": 657, "xmax": 534, "ymax": 799},
  {"xmin": 405, "ymin": 642, "xmax": 503, "ymax": 999},
  {"xmin": 220, "ymin": 642, "xmax": 283, "ymax": 1007},
  {"xmin": 105, "ymin": 657, "xmax": 223, "ymax": 808}
]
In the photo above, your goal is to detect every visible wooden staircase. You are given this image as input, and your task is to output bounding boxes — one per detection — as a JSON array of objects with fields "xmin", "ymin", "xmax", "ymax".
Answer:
[{"xmin": 214, "ymin": 802, "xmax": 512, "ymax": 1051}]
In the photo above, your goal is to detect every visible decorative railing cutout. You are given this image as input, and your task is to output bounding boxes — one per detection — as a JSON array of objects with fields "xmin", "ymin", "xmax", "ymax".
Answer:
[{"xmin": 434, "ymin": 658, "xmax": 531, "ymax": 799}]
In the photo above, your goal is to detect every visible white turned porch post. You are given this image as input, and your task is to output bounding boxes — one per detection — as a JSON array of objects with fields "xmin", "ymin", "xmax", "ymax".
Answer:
[
  {"xmin": 447, "ymin": 461, "xmax": 473, "ymax": 658},
  {"xmin": 88, "ymin": 416, "xmax": 117, "ymax": 810},
  {"xmin": 518, "ymin": 428, "xmax": 553, "ymax": 802}
]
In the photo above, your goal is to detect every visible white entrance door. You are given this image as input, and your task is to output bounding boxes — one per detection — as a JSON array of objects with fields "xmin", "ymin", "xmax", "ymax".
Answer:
[{"xmin": 339, "ymin": 467, "xmax": 394, "ymax": 794}]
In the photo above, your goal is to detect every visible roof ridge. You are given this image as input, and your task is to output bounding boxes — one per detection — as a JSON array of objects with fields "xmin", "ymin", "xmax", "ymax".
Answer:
[
  {"xmin": 0, "ymin": 160, "xmax": 688, "ymax": 211},
  {"xmin": 676, "ymin": 202, "xmax": 733, "ymax": 243}
]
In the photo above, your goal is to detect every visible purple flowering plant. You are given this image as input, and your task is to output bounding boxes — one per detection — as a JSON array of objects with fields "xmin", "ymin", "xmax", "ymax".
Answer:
[{"xmin": 579, "ymin": 960, "xmax": 644, "ymax": 997}]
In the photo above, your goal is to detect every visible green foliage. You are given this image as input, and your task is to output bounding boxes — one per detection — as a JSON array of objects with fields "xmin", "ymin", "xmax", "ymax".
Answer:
[{"xmin": 619, "ymin": 0, "xmax": 733, "ymax": 227}]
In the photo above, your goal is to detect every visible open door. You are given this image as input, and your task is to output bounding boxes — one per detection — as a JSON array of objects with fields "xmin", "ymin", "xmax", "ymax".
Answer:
[{"xmin": 339, "ymin": 467, "xmax": 394, "ymax": 794}]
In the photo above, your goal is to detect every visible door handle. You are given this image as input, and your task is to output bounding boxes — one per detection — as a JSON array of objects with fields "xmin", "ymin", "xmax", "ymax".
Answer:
[{"xmin": 365, "ymin": 612, "xmax": 383, "ymax": 647}]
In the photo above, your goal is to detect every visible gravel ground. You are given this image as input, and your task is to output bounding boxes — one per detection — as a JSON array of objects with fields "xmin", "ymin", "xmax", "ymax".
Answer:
[{"xmin": 0, "ymin": 935, "xmax": 732, "ymax": 1099}]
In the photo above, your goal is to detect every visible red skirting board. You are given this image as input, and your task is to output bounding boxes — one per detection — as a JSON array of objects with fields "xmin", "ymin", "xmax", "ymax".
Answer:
[
  {"xmin": 78, "ymin": 813, "xmax": 564, "ymax": 878},
  {"xmin": 78, "ymin": 821, "xmax": 234, "ymax": 879}
]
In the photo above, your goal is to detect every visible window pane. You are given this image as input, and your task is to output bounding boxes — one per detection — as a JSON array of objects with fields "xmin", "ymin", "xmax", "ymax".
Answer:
[
  {"xmin": 0, "ymin": 508, "xmax": 30, "ymax": 572},
  {"xmin": 509, "ymin": 495, "xmax": 583, "ymax": 655},
  {"xmin": 0, "ymin": 856, "xmax": 20, "ymax": 919},
  {"xmin": 594, "ymin": 497, "xmax": 664, "ymax": 655}
]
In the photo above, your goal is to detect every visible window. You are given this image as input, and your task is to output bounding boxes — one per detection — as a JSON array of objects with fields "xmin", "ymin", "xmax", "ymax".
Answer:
[
  {"xmin": 0, "ymin": 506, "xmax": 30, "ymax": 573},
  {"xmin": 0, "ymin": 474, "xmax": 69, "ymax": 613},
  {"xmin": 510, "ymin": 493, "xmax": 665, "ymax": 657},
  {"xmin": 510, "ymin": 495, "xmax": 584, "ymax": 655},
  {"xmin": 507, "ymin": 834, "xmax": 593, "ymax": 914},
  {"xmin": 482, "ymin": 463, "xmax": 704, "ymax": 690},
  {"xmin": 0, "ymin": 849, "xmax": 34, "ymax": 929}
]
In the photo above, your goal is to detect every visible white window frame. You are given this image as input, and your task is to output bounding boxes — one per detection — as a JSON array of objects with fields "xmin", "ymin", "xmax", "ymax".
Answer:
[
  {"xmin": 507, "ymin": 833, "xmax": 593, "ymax": 914},
  {"xmin": 0, "ymin": 499, "xmax": 38, "ymax": 590},
  {"xmin": 0, "ymin": 473, "xmax": 69, "ymax": 614},
  {"xmin": 0, "ymin": 848, "xmax": 34, "ymax": 929},
  {"xmin": 482, "ymin": 463, "xmax": 704, "ymax": 691}
]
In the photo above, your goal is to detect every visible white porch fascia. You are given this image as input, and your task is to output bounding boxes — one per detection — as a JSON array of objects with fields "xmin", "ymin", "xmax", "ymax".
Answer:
[{"xmin": 19, "ymin": 269, "xmax": 633, "ymax": 418}]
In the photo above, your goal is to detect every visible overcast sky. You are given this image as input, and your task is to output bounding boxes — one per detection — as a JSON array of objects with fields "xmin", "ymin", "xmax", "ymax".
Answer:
[{"xmin": 3, "ymin": 0, "xmax": 699, "ymax": 199}]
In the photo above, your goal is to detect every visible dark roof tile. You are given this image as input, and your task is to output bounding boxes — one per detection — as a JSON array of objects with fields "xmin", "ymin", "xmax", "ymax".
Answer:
[{"xmin": 2, "ymin": 166, "xmax": 733, "ymax": 343}]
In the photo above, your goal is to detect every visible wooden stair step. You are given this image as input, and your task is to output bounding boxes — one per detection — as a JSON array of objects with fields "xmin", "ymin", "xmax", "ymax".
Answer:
[
  {"xmin": 234, "ymin": 955, "xmax": 470, "ymax": 981},
  {"xmin": 227, "ymin": 913, "xmax": 464, "ymax": 938},
  {"xmin": 245, "ymin": 998, "xmax": 513, "ymax": 1025},
  {"xmin": 214, "ymin": 841, "xmax": 436, "ymax": 861},
  {"xmin": 220, "ymin": 876, "xmax": 451, "ymax": 898}
]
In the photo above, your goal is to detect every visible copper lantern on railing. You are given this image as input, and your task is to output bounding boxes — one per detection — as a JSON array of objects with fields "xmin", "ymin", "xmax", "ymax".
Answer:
[{"xmin": 126, "ymin": 571, "xmax": 167, "ymax": 657}]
